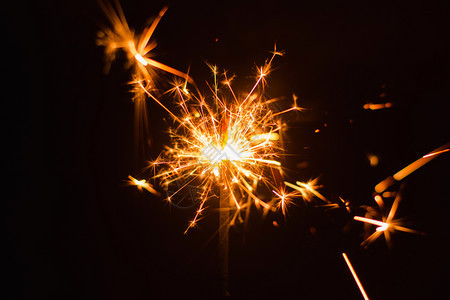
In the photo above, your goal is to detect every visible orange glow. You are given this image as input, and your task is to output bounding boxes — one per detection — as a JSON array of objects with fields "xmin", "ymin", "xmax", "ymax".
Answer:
[
  {"xmin": 363, "ymin": 102, "xmax": 393, "ymax": 110},
  {"xmin": 97, "ymin": 1, "xmax": 193, "ymax": 148}
]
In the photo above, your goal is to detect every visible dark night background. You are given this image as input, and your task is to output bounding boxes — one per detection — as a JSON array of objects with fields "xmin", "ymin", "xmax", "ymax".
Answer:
[{"xmin": 4, "ymin": 0, "xmax": 450, "ymax": 299}]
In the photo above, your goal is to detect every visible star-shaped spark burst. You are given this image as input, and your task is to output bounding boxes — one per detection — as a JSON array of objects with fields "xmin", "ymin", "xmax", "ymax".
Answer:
[
  {"xmin": 97, "ymin": 1, "xmax": 191, "ymax": 87},
  {"xmin": 354, "ymin": 186, "xmax": 423, "ymax": 248}
]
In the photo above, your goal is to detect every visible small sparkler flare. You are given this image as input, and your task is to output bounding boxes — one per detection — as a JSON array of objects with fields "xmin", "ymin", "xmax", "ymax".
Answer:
[
  {"xmin": 97, "ymin": 1, "xmax": 193, "ymax": 148},
  {"xmin": 355, "ymin": 189, "xmax": 422, "ymax": 248},
  {"xmin": 97, "ymin": 0, "xmax": 192, "ymax": 85},
  {"xmin": 92, "ymin": 3, "xmax": 447, "ymax": 298},
  {"xmin": 127, "ymin": 49, "xmax": 299, "ymax": 296}
]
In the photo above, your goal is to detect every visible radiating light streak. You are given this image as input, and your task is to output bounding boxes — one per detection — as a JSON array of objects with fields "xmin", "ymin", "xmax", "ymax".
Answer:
[{"xmin": 342, "ymin": 253, "xmax": 370, "ymax": 300}]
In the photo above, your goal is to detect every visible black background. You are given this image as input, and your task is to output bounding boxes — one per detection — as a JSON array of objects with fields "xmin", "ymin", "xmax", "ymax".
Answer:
[{"xmin": 4, "ymin": 0, "xmax": 450, "ymax": 299}]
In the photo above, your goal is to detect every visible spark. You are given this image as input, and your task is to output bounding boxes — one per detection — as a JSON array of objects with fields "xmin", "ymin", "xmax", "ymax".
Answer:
[
  {"xmin": 363, "ymin": 102, "xmax": 393, "ymax": 110},
  {"xmin": 375, "ymin": 142, "xmax": 450, "ymax": 193},
  {"xmin": 272, "ymin": 187, "xmax": 299, "ymax": 218},
  {"xmin": 422, "ymin": 148, "xmax": 450, "ymax": 158},
  {"xmin": 320, "ymin": 196, "xmax": 351, "ymax": 213},
  {"xmin": 97, "ymin": 1, "xmax": 191, "ymax": 84},
  {"xmin": 97, "ymin": 1, "xmax": 193, "ymax": 148},
  {"xmin": 342, "ymin": 253, "xmax": 370, "ymax": 300},
  {"xmin": 355, "ymin": 189, "xmax": 422, "ymax": 248},
  {"xmin": 127, "ymin": 175, "xmax": 160, "ymax": 196},
  {"xmin": 366, "ymin": 153, "xmax": 379, "ymax": 167}
]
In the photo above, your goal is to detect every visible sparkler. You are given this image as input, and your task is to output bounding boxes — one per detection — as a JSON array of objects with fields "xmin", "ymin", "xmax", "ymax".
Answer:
[{"xmin": 126, "ymin": 48, "xmax": 300, "ymax": 294}]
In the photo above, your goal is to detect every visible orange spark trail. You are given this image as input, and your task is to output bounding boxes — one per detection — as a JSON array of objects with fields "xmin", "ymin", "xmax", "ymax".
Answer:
[
  {"xmin": 375, "ymin": 142, "xmax": 450, "ymax": 193},
  {"xmin": 342, "ymin": 253, "xmax": 370, "ymax": 300}
]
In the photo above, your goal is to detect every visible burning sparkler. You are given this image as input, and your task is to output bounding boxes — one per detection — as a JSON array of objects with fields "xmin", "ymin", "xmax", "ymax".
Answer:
[
  {"xmin": 355, "ymin": 186, "xmax": 422, "ymax": 248},
  {"xmin": 136, "ymin": 48, "xmax": 301, "ymax": 233}
]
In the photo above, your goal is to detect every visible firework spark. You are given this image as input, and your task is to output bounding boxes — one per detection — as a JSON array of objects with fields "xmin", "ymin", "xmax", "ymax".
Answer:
[
  {"xmin": 355, "ymin": 188, "xmax": 422, "ymax": 248},
  {"xmin": 284, "ymin": 178, "xmax": 329, "ymax": 204},
  {"xmin": 363, "ymin": 102, "xmax": 393, "ymax": 110}
]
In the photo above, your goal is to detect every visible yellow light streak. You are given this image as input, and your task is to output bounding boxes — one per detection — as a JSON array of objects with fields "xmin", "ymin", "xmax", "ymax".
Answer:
[{"xmin": 342, "ymin": 253, "xmax": 370, "ymax": 300}]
